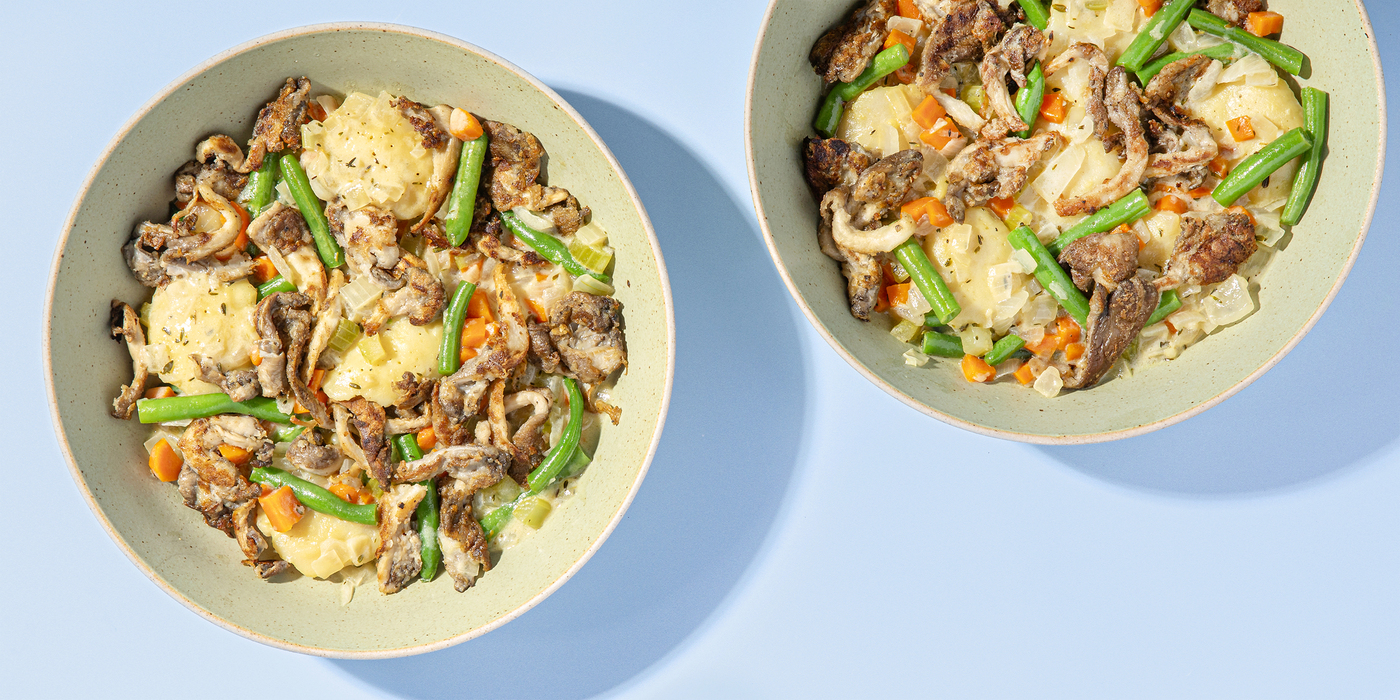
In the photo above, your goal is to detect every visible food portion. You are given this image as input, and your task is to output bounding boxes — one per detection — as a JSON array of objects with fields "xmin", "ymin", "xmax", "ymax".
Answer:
[
  {"xmin": 803, "ymin": 0, "xmax": 1326, "ymax": 396},
  {"xmin": 110, "ymin": 79, "xmax": 627, "ymax": 598}
]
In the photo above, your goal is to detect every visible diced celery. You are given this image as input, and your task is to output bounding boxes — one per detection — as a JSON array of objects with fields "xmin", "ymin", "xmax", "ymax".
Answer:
[
  {"xmin": 961, "ymin": 84, "xmax": 986, "ymax": 117},
  {"xmin": 567, "ymin": 240, "xmax": 614, "ymax": 275},
  {"xmin": 574, "ymin": 275, "xmax": 614, "ymax": 296},
  {"xmin": 341, "ymin": 275, "xmax": 383, "ymax": 314},
  {"xmin": 574, "ymin": 221, "xmax": 609, "ymax": 248},
  {"xmin": 890, "ymin": 319, "xmax": 921, "ymax": 343},
  {"xmin": 1084, "ymin": 0, "xmax": 1108, "ymax": 10},
  {"xmin": 514, "ymin": 496, "xmax": 553, "ymax": 530},
  {"xmin": 327, "ymin": 319, "xmax": 362, "ymax": 354},
  {"xmin": 400, "ymin": 235, "xmax": 427, "ymax": 259},
  {"xmin": 357, "ymin": 332, "xmax": 389, "ymax": 365},
  {"xmin": 1004, "ymin": 204, "xmax": 1033, "ymax": 231},
  {"xmin": 889, "ymin": 260, "xmax": 910, "ymax": 283},
  {"xmin": 478, "ymin": 477, "xmax": 523, "ymax": 511}
]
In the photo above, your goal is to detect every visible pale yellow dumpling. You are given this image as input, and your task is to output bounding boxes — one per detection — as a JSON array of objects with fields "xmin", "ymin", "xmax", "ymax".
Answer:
[
  {"xmin": 145, "ymin": 274, "xmax": 259, "ymax": 394},
  {"xmin": 322, "ymin": 319, "xmax": 443, "ymax": 406}
]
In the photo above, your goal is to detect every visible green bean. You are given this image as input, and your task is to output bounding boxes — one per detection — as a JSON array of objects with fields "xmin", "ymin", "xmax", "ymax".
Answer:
[
  {"xmin": 437, "ymin": 282, "xmax": 476, "ymax": 376},
  {"xmin": 894, "ymin": 238, "xmax": 961, "ymax": 325},
  {"xmin": 1008, "ymin": 225, "xmax": 1091, "ymax": 326},
  {"xmin": 1014, "ymin": 63, "xmax": 1044, "ymax": 139},
  {"xmin": 1017, "ymin": 0, "xmax": 1050, "ymax": 31},
  {"xmin": 1281, "ymin": 88, "xmax": 1328, "ymax": 226},
  {"xmin": 983, "ymin": 334, "xmax": 1027, "ymax": 366},
  {"xmin": 921, "ymin": 331, "xmax": 965, "ymax": 358},
  {"xmin": 250, "ymin": 467, "xmax": 378, "ymax": 525},
  {"xmin": 500, "ymin": 211, "xmax": 610, "ymax": 283},
  {"xmin": 814, "ymin": 44, "xmax": 911, "ymax": 138},
  {"xmin": 1187, "ymin": 9, "xmax": 1307, "ymax": 76},
  {"xmin": 393, "ymin": 434, "xmax": 441, "ymax": 582},
  {"xmin": 257, "ymin": 275, "xmax": 296, "ymax": 299},
  {"xmin": 278, "ymin": 153, "xmax": 344, "ymax": 269},
  {"xmin": 1047, "ymin": 190, "xmax": 1151, "ymax": 256},
  {"xmin": 1116, "ymin": 0, "xmax": 1197, "ymax": 72},
  {"xmin": 1135, "ymin": 43, "xmax": 1238, "ymax": 84},
  {"xmin": 441, "ymin": 133, "xmax": 490, "ymax": 247},
  {"xmin": 1145, "ymin": 289, "xmax": 1181, "ymax": 327},
  {"xmin": 1212, "ymin": 127, "xmax": 1312, "ymax": 207},
  {"xmin": 271, "ymin": 424, "xmax": 305, "ymax": 443},
  {"xmin": 137, "ymin": 393, "xmax": 291, "ymax": 424},
  {"xmin": 480, "ymin": 377, "xmax": 585, "ymax": 537},
  {"xmin": 239, "ymin": 157, "xmax": 280, "ymax": 219}
]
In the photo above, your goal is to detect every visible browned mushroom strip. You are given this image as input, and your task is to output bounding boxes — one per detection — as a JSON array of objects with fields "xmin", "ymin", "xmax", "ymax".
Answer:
[
  {"xmin": 1143, "ymin": 55, "xmax": 1221, "ymax": 180},
  {"xmin": 175, "ymin": 135, "xmax": 249, "ymax": 205},
  {"xmin": 394, "ymin": 443, "xmax": 511, "ymax": 486},
  {"xmin": 979, "ymin": 24, "xmax": 1046, "ymax": 140},
  {"xmin": 376, "ymin": 483, "xmax": 427, "ymax": 594},
  {"xmin": 945, "ymin": 132, "xmax": 1063, "ymax": 222},
  {"xmin": 1058, "ymin": 229, "xmax": 1141, "ymax": 292},
  {"xmin": 549, "ymin": 292, "xmax": 627, "ymax": 384},
  {"xmin": 437, "ymin": 264, "xmax": 530, "ymax": 423},
  {"xmin": 364, "ymin": 253, "xmax": 446, "ymax": 335},
  {"xmin": 1155, "ymin": 209, "xmax": 1257, "ymax": 290},
  {"xmin": 1055, "ymin": 67, "xmax": 1148, "ymax": 216},
  {"xmin": 809, "ymin": 0, "xmax": 897, "ymax": 84},
  {"xmin": 340, "ymin": 397, "xmax": 391, "ymax": 487},
  {"xmin": 1206, "ymin": 0, "xmax": 1266, "ymax": 27},
  {"xmin": 232, "ymin": 501, "xmax": 271, "ymax": 561},
  {"xmin": 915, "ymin": 0, "xmax": 1004, "ymax": 97},
  {"xmin": 390, "ymin": 98, "xmax": 462, "ymax": 234},
  {"xmin": 109, "ymin": 301, "xmax": 148, "ymax": 420},
  {"xmin": 1062, "ymin": 276, "xmax": 1159, "ymax": 389},
  {"xmin": 438, "ymin": 478, "xmax": 492, "ymax": 592},
  {"xmin": 481, "ymin": 120, "xmax": 591, "ymax": 234},
  {"xmin": 285, "ymin": 429, "xmax": 344, "ymax": 476},
  {"xmin": 176, "ymin": 416, "xmax": 271, "ymax": 534},
  {"xmin": 241, "ymin": 77, "xmax": 311, "ymax": 174},
  {"xmin": 190, "ymin": 353, "xmax": 261, "ymax": 403},
  {"xmin": 1045, "ymin": 43, "xmax": 1111, "ymax": 143}
]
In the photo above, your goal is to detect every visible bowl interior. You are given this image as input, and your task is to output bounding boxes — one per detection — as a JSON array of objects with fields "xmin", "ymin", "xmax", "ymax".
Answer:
[
  {"xmin": 747, "ymin": 0, "xmax": 1382, "ymax": 443},
  {"xmin": 46, "ymin": 24, "xmax": 672, "ymax": 656}
]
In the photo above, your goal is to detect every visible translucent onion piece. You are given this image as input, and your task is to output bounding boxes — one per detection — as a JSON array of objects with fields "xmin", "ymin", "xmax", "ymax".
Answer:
[
  {"xmin": 958, "ymin": 325, "xmax": 993, "ymax": 357},
  {"xmin": 1201, "ymin": 274, "xmax": 1254, "ymax": 326},
  {"xmin": 1034, "ymin": 365, "xmax": 1063, "ymax": 398},
  {"xmin": 903, "ymin": 348, "xmax": 931, "ymax": 367}
]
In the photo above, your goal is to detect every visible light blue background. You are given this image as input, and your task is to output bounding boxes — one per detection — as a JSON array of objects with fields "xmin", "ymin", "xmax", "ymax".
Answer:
[{"xmin": 6, "ymin": 1, "xmax": 1398, "ymax": 697}]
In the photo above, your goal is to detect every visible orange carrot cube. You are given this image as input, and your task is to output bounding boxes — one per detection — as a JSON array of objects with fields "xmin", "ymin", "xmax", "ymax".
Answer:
[
  {"xmin": 1247, "ymin": 11, "xmax": 1284, "ymax": 37},
  {"xmin": 961, "ymin": 355, "xmax": 996, "ymax": 383},
  {"xmin": 1227, "ymin": 115, "xmax": 1256, "ymax": 142}
]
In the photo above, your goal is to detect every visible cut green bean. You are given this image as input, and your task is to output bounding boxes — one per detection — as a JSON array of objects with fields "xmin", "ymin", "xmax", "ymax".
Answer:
[
  {"xmin": 278, "ymin": 153, "xmax": 344, "ymax": 269},
  {"xmin": 814, "ymin": 44, "xmax": 911, "ymax": 138},
  {"xmin": 250, "ymin": 467, "xmax": 378, "ymax": 525},
  {"xmin": 1017, "ymin": 0, "xmax": 1050, "ymax": 31},
  {"xmin": 894, "ymin": 238, "xmax": 961, "ymax": 325},
  {"xmin": 437, "ymin": 282, "xmax": 477, "ymax": 376},
  {"xmin": 480, "ymin": 377, "xmax": 584, "ymax": 537},
  {"xmin": 983, "ymin": 334, "xmax": 1027, "ymax": 366},
  {"xmin": 1212, "ymin": 127, "xmax": 1312, "ymax": 207},
  {"xmin": 1009, "ymin": 226, "xmax": 1091, "ymax": 326},
  {"xmin": 1014, "ymin": 63, "xmax": 1044, "ymax": 139},
  {"xmin": 1048, "ymin": 190, "xmax": 1151, "ymax": 256},
  {"xmin": 500, "ymin": 211, "xmax": 610, "ymax": 284},
  {"xmin": 1116, "ymin": 0, "xmax": 1197, "ymax": 72},
  {"xmin": 1187, "ymin": 9, "xmax": 1307, "ymax": 76},
  {"xmin": 441, "ymin": 132, "xmax": 490, "ymax": 247},
  {"xmin": 1281, "ymin": 88, "xmax": 1328, "ymax": 226},
  {"xmin": 137, "ymin": 393, "xmax": 291, "ymax": 424},
  {"xmin": 921, "ymin": 331, "xmax": 965, "ymax": 358},
  {"xmin": 257, "ymin": 275, "xmax": 296, "ymax": 299},
  {"xmin": 239, "ymin": 157, "xmax": 280, "ymax": 219},
  {"xmin": 1136, "ymin": 43, "xmax": 1238, "ymax": 84},
  {"xmin": 393, "ymin": 433, "xmax": 441, "ymax": 582},
  {"xmin": 1145, "ymin": 289, "xmax": 1181, "ymax": 327}
]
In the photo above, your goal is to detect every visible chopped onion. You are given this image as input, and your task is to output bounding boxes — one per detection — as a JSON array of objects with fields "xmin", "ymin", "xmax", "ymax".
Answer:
[
  {"xmin": 1185, "ymin": 60, "xmax": 1224, "ymax": 107},
  {"xmin": 1202, "ymin": 274, "xmax": 1255, "ymax": 326},
  {"xmin": 886, "ymin": 16, "xmax": 923, "ymax": 37},
  {"xmin": 903, "ymin": 348, "xmax": 930, "ymax": 367},
  {"xmin": 1167, "ymin": 17, "xmax": 1199, "ymax": 51},
  {"xmin": 890, "ymin": 319, "xmax": 921, "ymax": 343},
  {"xmin": 1033, "ymin": 145, "xmax": 1085, "ymax": 203},
  {"xmin": 958, "ymin": 325, "xmax": 993, "ymax": 357},
  {"xmin": 511, "ymin": 207, "xmax": 557, "ymax": 234},
  {"xmin": 1011, "ymin": 248, "xmax": 1038, "ymax": 274},
  {"xmin": 987, "ymin": 262, "xmax": 1022, "ymax": 303},
  {"xmin": 1034, "ymin": 365, "xmax": 1063, "ymax": 398},
  {"xmin": 934, "ymin": 92, "xmax": 985, "ymax": 132},
  {"xmin": 1220, "ymin": 53, "xmax": 1277, "ymax": 87},
  {"xmin": 574, "ymin": 274, "xmax": 614, "ymax": 296},
  {"xmin": 340, "ymin": 275, "xmax": 383, "ymax": 316}
]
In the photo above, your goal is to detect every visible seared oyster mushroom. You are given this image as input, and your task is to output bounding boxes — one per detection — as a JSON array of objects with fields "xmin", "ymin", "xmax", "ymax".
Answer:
[
  {"xmin": 915, "ymin": 0, "xmax": 1005, "ymax": 97},
  {"xmin": 175, "ymin": 135, "xmax": 249, "ymax": 205},
  {"xmin": 394, "ymin": 443, "xmax": 511, "ymax": 486},
  {"xmin": 327, "ymin": 201, "xmax": 400, "ymax": 288},
  {"xmin": 1063, "ymin": 276, "xmax": 1159, "ymax": 389},
  {"xmin": 527, "ymin": 319, "xmax": 563, "ymax": 374},
  {"xmin": 122, "ymin": 220, "xmax": 255, "ymax": 289},
  {"xmin": 395, "ymin": 444, "xmax": 510, "ymax": 592},
  {"xmin": 245, "ymin": 202, "xmax": 327, "ymax": 310},
  {"xmin": 165, "ymin": 183, "xmax": 247, "ymax": 264},
  {"xmin": 485, "ymin": 381, "xmax": 554, "ymax": 485},
  {"xmin": 437, "ymin": 264, "xmax": 530, "ymax": 424},
  {"xmin": 1206, "ymin": 0, "xmax": 1267, "ymax": 27},
  {"xmin": 809, "ymin": 0, "xmax": 896, "ymax": 85},
  {"xmin": 1045, "ymin": 43, "xmax": 1111, "ymax": 144},
  {"xmin": 978, "ymin": 24, "xmax": 1046, "ymax": 140},
  {"xmin": 253, "ymin": 291, "xmax": 330, "ymax": 427},
  {"xmin": 549, "ymin": 291, "xmax": 627, "ymax": 384},
  {"xmin": 481, "ymin": 119, "xmax": 591, "ymax": 234},
  {"xmin": 108, "ymin": 300, "xmax": 148, "ymax": 420},
  {"xmin": 1058, "ymin": 229, "xmax": 1141, "ymax": 293},
  {"xmin": 241, "ymin": 77, "xmax": 311, "ymax": 174},
  {"xmin": 176, "ymin": 416, "xmax": 272, "ymax": 534},
  {"xmin": 338, "ymin": 396, "xmax": 391, "ymax": 488},
  {"xmin": 391, "ymin": 97, "xmax": 463, "ymax": 234},
  {"xmin": 1053, "ymin": 67, "xmax": 1149, "ymax": 217},
  {"xmin": 1143, "ymin": 55, "xmax": 1221, "ymax": 181},
  {"xmin": 376, "ymin": 483, "xmax": 427, "ymax": 594},
  {"xmin": 285, "ymin": 428, "xmax": 344, "ymax": 476},
  {"xmin": 1155, "ymin": 209, "xmax": 1257, "ymax": 290},
  {"xmin": 944, "ymin": 131, "xmax": 1062, "ymax": 222},
  {"xmin": 190, "ymin": 353, "xmax": 261, "ymax": 403},
  {"xmin": 362, "ymin": 253, "xmax": 446, "ymax": 336}
]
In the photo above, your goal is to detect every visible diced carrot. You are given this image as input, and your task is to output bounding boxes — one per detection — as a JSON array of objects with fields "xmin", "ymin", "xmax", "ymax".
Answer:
[
  {"xmin": 901, "ymin": 196, "xmax": 954, "ymax": 227},
  {"xmin": 1138, "ymin": 0, "xmax": 1161, "ymax": 16},
  {"xmin": 988, "ymin": 196, "xmax": 1016, "ymax": 220},
  {"xmin": 960, "ymin": 354, "xmax": 996, "ymax": 383},
  {"xmin": 307, "ymin": 100, "xmax": 328, "ymax": 122},
  {"xmin": 880, "ymin": 262, "xmax": 900, "ymax": 286},
  {"xmin": 416, "ymin": 427, "xmax": 437, "ymax": 452},
  {"xmin": 897, "ymin": 0, "xmax": 922, "ymax": 20},
  {"xmin": 874, "ymin": 286, "xmax": 891, "ymax": 313},
  {"xmin": 911, "ymin": 96, "xmax": 947, "ymax": 130},
  {"xmin": 886, "ymin": 283, "xmax": 911, "ymax": 307},
  {"xmin": 250, "ymin": 348, "xmax": 262, "ymax": 366},
  {"xmin": 466, "ymin": 288, "xmax": 495, "ymax": 323},
  {"xmin": 535, "ymin": 272, "xmax": 548, "ymax": 282},
  {"xmin": 1013, "ymin": 362, "xmax": 1037, "ymax": 385},
  {"xmin": 941, "ymin": 87, "xmax": 956, "ymax": 97},
  {"xmin": 526, "ymin": 298, "xmax": 548, "ymax": 323},
  {"xmin": 1188, "ymin": 186, "xmax": 1213, "ymax": 198},
  {"xmin": 1228, "ymin": 205, "xmax": 1257, "ymax": 226},
  {"xmin": 329, "ymin": 482, "xmax": 362, "ymax": 504},
  {"xmin": 1113, "ymin": 223, "xmax": 1133, "ymax": 236},
  {"xmin": 144, "ymin": 386, "xmax": 175, "ymax": 399},
  {"xmin": 1055, "ymin": 316, "xmax": 1082, "ymax": 348},
  {"xmin": 251, "ymin": 256, "xmax": 278, "ymax": 284},
  {"xmin": 148, "ymin": 439, "xmax": 183, "ymax": 482},
  {"xmin": 919, "ymin": 118, "xmax": 962, "ymax": 150},
  {"xmin": 1064, "ymin": 342, "xmax": 1085, "ymax": 361},
  {"xmin": 1025, "ymin": 333, "xmax": 1058, "ymax": 356},
  {"xmin": 1208, "ymin": 156, "xmax": 1231, "ymax": 178},
  {"xmin": 894, "ymin": 63, "xmax": 917, "ymax": 84},
  {"xmin": 1227, "ymin": 115, "xmax": 1256, "ymax": 142},
  {"xmin": 215, "ymin": 229, "xmax": 249, "ymax": 262},
  {"xmin": 459, "ymin": 348, "xmax": 478, "ymax": 362},
  {"xmin": 1155, "ymin": 195, "xmax": 1188, "ymax": 213},
  {"xmin": 459, "ymin": 317, "xmax": 490, "ymax": 362},
  {"xmin": 449, "ymin": 108, "xmax": 484, "ymax": 141},
  {"xmin": 218, "ymin": 444, "xmax": 251, "ymax": 466},
  {"xmin": 1039, "ymin": 93, "xmax": 1068, "ymax": 124},
  {"xmin": 259, "ymin": 486, "xmax": 305, "ymax": 533},
  {"xmin": 259, "ymin": 484, "xmax": 273, "ymax": 497},
  {"xmin": 309, "ymin": 368, "xmax": 326, "ymax": 392},
  {"xmin": 1247, "ymin": 11, "xmax": 1284, "ymax": 37},
  {"xmin": 884, "ymin": 29, "xmax": 916, "ymax": 55}
]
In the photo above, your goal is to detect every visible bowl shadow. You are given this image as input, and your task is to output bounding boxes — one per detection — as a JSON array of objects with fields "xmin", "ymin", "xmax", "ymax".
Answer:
[
  {"xmin": 1036, "ymin": 109, "xmax": 1400, "ymax": 497},
  {"xmin": 328, "ymin": 91, "xmax": 809, "ymax": 695}
]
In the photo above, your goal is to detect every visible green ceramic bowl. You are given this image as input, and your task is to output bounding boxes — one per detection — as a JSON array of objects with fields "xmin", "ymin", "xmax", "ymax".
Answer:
[
  {"xmin": 44, "ymin": 23, "xmax": 674, "ymax": 657},
  {"xmin": 746, "ymin": 0, "xmax": 1383, "ymax": 443}
]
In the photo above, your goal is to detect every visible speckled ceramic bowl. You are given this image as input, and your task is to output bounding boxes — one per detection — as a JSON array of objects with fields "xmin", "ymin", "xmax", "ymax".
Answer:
[
  {"xmin": 44, "ymin": 23, "xmax": 673, "ymax": 657},
  {"xmin": 746, "ymin": 0, "xmax": 1383, "ymax": 443}
]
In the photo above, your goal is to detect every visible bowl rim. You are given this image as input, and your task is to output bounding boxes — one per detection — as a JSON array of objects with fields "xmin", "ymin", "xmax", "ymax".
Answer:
[
  {"xmin": 43, "ymin": 21, "xmax": 676, "ymax": 658},
  {"xmin": 744, "ymin": 0, "xmax": 1386, "ymax": 445}
]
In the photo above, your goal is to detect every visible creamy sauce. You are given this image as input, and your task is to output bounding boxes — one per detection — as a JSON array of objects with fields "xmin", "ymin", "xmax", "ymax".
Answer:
[
  {"xmin": 145, "ymin": 274, "xmax": 259, "ymax": 394},
  {"xmin": 301, "ymin": 91, "xmax": 436, "ymax": 219},
  {"xmin": 323, "ymin": 319, "xmax": 443, "ymax": 406}
]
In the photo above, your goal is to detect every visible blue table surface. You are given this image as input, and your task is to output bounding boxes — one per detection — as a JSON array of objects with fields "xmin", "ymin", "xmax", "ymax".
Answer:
[{"xmin": 6, "ymin": 1, "xmax": 1399, "ymax": 697}]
